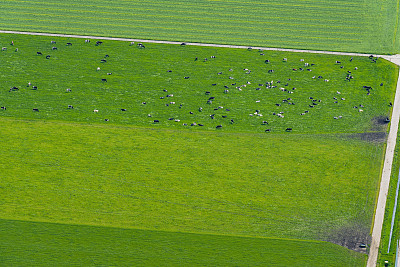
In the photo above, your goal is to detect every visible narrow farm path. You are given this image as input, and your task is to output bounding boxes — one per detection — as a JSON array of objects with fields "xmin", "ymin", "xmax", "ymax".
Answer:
[
  {"xmin": 367, "ymin": 62, "xmax": 400, "ymax": 267},
  {"xmin": 0, "ymin": 30, "xmax": 377, "ymax": 57},
  {"xmin": 2, "ymin": 29, "xmax": 400, "ymax": 267}
]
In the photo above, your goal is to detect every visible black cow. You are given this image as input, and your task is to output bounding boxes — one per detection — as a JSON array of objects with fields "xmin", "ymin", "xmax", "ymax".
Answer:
[
  {"xmin": 265, "ymin": 129, "xmax": 271, "ymax": 132},
  {"xmin": 216, "ymin": 125, "xmax": 222, "ymax": 129},
  {"xmin": 154, "ymin": 120, "xmax": 159, "ymax": 123},
  {"xmin": 68, "ymin": 105, "xmax": 74, "ymax": 109},
  {"xmin": 37, "ymin": 52, "xmax": 42, "ymax": 55},
  {"xmin": 46, "ymin": 55, "xmax": 51, "ymax": 59},
  {"xmin": 101, "ymin": 59, "xmax": 107, "ymax": 63},
  {"xmin": 121, "ymin": 109, "xmax": 127, "ymax": 111},
  {"xmin": 96, "ymin": 41, "xmax": 103, "ymax": 46},
  {"xmin": 101, "ymin": 79, "xmax": 107, "ymax": 82},
  {"xmin": 33, "ymin": 108, "xmax": 39, "ymax": 112},
  {"xmin": 286, "ymin": 128, "xmax": 292, "ymax": 132},
  {"xmin": 66, "ymin": 42, "xmax": 72, "ymax": 46}
]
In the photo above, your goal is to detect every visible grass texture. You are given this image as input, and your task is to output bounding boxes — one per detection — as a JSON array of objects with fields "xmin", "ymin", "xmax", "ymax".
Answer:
[
  {"xmin": 0, "ymin": 33, "xmax": 398, "ymax": 265},
  {"xmin": 0, "ymin": 0, "xmax": 398, "ymax": 54},
  {"xmin": 0, "ymin": 219, "xmax": 366, "ymax": 267},
  {"xmin": 0, "ymin": 33, "xmax": 398, "ymax": 134}
]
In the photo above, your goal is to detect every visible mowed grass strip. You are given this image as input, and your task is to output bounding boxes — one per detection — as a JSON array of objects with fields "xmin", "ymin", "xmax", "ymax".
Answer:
[
  {"xmin": 0, "ymin": 117, "xmax": 385, "ymax": 242},
  {"xmin": 0, "ymin": 0, "xmax": 398, "ymax": 53},
  {"xmin": 0, "ymin": 218, "xmax": 366, "ymax": 267},
  {"xmin": 0, "ymin": 33, "xmax": 397, "ymax": 134}
]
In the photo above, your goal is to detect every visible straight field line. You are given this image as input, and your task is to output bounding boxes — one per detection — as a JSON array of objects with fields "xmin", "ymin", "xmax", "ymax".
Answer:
[{"xmin": 0, "ymin": 30, "xmax": 375, "ymax": 57}]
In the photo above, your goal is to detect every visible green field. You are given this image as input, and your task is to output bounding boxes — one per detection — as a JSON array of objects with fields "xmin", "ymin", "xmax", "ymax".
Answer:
[
  {"xmin": 0, "ymin": 33, "xmax": 399, "ymax": 265},
  {"xmin": 0, "ymin": 33, "xmax": 398, "ymax": 134},
  {"xmin": 0, "ymin": 0, "xmax": 399, "ymax": 54},
  {"xmin": 0, "ymin": 219, "xmax": 366, "ymax": 266}
]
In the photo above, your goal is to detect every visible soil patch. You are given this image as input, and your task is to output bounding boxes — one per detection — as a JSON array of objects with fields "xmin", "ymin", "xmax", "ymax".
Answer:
[
  {"xmin": 370, "ymin": 116, "xmax": 390, "ymax": 132},
  {"xmin": 347, "ymin": 132, "xmax": 387, "ymax": 143}
]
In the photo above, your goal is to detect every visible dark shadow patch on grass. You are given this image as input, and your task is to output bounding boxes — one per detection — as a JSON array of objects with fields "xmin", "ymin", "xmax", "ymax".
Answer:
[
  {"xmin": 347, "ymin": 132, "xmax": 387, "ymax": 143},
  {"xmin": 325, "ymin": 220, "xmax": 371, "ymax": 253},
  {"xmin": 370, "ymin": 116, "xmax": 390, "ymax": 132}
]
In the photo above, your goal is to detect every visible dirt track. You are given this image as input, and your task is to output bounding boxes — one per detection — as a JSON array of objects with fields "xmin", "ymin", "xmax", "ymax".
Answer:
[{"xmin": 1, "ymin": 29, "xmax": 400, "ymax": 267}]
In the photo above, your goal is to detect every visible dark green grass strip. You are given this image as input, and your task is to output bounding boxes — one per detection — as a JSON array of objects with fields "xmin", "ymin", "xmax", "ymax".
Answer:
[
  {"xmin": 0, "ymin": 33, "xmax": 397, "ymax": 135},
  {"xmin": 0, "ymin": 218, "xmax": 366, "ymax": 266}
]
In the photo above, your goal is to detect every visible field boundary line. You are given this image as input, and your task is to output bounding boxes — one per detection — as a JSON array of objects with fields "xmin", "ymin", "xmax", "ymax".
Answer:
[
  {"xmin": 367, "ymin": 67, "xmax": 400, "ymax": 267},
  {"xmin": 0, "ymin": 29, "xmax": 383, "ymax": 57}
]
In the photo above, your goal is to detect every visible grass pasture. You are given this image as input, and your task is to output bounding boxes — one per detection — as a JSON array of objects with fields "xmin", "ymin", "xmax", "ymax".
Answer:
[
  {"xmin": 0, "ymin": 33, "xmax": 399, "ymax": 265},
  {"xmin": 0, "ymin": 218, "xmax": 366, "ymax": 267},
  {"xmin": 0, "ymin": 33, "xmax": 398, "ymax": 134},
  {"xmin": 0, "ymin": 0, "xmax": 399, "ymax": 54}
]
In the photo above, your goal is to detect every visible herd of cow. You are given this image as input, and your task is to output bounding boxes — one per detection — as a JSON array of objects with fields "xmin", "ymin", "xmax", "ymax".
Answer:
[{"xmin": 2, "ymin": 39, "xmax": 384, "ymax": 133}]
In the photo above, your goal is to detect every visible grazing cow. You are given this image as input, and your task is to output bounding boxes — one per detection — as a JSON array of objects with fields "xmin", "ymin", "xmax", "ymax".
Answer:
[
  {"xmin": 10, "ymin": 86, "xmax": 19, "ymax": 91},
  {"xmin": 52, "ymin": 47, "xmax": 57, "ymax": 50},
  {"xmin": 121, "ymin": 109, "xmax": 127, "ymax": 111},
  {"xmin": 46, "ymin": 55, "xmax": 51, "ymax": 59},
  {"xmin": 208, "ymin": 97, "xmax": 215, "ymax": 100},
  {"xmin": 101, "ymin": 79, "xmax": 107, "ymax": 82},
  {"xmin": 1, "ymin": 106, "xmax": 6, "ymax": 110},
  {"xmin": 230, "ymin": 119, "xmax": 234, "ymax": 123},
  {"xmin": 93, "ymin": 109, "xmax": 98, "ymax": 113},
  {"xmin": 265, "ymin": 60, "xmax": 270, "ymax": 63},
  {"xmin": 389, "ymin": 102, "xmax": 393, "ymax": 106},
  {"xmin": 335, "ymin": 61, "xmax": 341, "ymax": 64},
  {"xmin": 2, "ymin": 47, "xmax": 7, "ymax": 51},
  {"xmin": 195, "ymin": 57, "xmax": 198, "ymax": 61},
  {"xmin": 198, "ymin": 124, "xmax": 204, "ymax": 126},
  {"xmin": 68, "ymin": 105, "xmax": 73, "ymax": 109},
  {"xmin": 181, "ymin": 42, "xmax": 186, "ymax": 46},
  {"xmin": 137, "ymin": 43, "xmax": 145, "ymax": 48},
  {"xmin": 168, "ymin": 118, "xmax": 174, "ymax": 120},
  {"xmin": 32, "ymin": 86, "xmax": 38, "ymax": 90},
  {"xmin": 262, "ymin": 121, "xmax": 268, "ymax": 125},
  {"xmin": 189, "ymin": 111, "xmax": 193, "ymax": 114},
  {"xmin": 66, "ymin": 42, "xmax": 72, "ymax": 46},
  {"xmin": 199, "ymin": 107, "xmax": 203, "ymax": 112},
  {"xmin": 191, "ymin": 123, "xmax": 197, "ymax": 126},
  {"xmin": 154, "ymin": 120, "xmax": 159, "ymax": 123},
  {"xmin": 380, "ymin": 83, "xmax": 383, "ymax": 86},
  {"xmin": 142, "ymin": 102, "xmax": 146, "ymax": 104},
  {"xmin": 222, "ymin": 115, "xmax": 227, "ymax": 118},
  {"xmin": 105, "ymin": 119, "xmax": 109, "ymax": 121},
  {"xmin": 167, "ymin": 70, "xmax": 172, "ymax": 72},
  {"xmin": 33, "ymin": 108, "xmax": 39, "ymax": 112},
  {"xmin": 101, "ymin": 59, "xmax": 107, "ymax": 63},
  {"xmin": 37, "ymin": 52, "xmax": 42, "ymax": 55},
  {"xmin": 216, "ymin": 125, "xmax": 222, "ymax": 129},
  {"xmin": 129, "ymin": 41, "xmax": 134, "ymax": 46},
  {"xmin": 265, "ymin": 129, "xmax": 271, "ymax": 132},
  {"xmin": 166, "ymin": 94, "xmax": 173, "ymax": 97},
  {"xmin": 104, "ymin": 55, "xmax": 109, "ymax": 58},
  {"xmin": 268, "ymin": 70, "xmax": 274, "ymax": 73},
  {"xmin": 385, "ymin": 117, "xmax": 390, "ymax": 123},
  {"xmin": 107, "ymin": 73, "xmax": 112, "ymax": 75},
  {"xmin": 51, "ymin": 41, "xmax": 56, "ymax": 44},
  {"xmin": 224, "ymin": 89, "xmax": 229, "ymax": 94},
  {"xmin": 283, "ymin": 58, "xmax": 287, "ymax": 62},
  {"xmin": 85, "ymin": 39, "xmax": 90, "ymax": 43},
  {"xmin": 96, "ymin": 41, "xmax": 103, "ymax": 45},
  {"xmin": 15, "ymin": 48, "xmax": 18, "ymax": 52},
  {"xmin": 97, "ymin": 67, "xmax": 101, "ymax": 71},
  {"xmin": 350, "ymin": 57, "xmax": 353, "ymax": 62},
  {"xmin": 285, "ymin": 128, "xmax": 292, "ymax": 132},
  {"xmin": 184, "ymin": 77, "xmax": 189, "ymax": 79}
]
